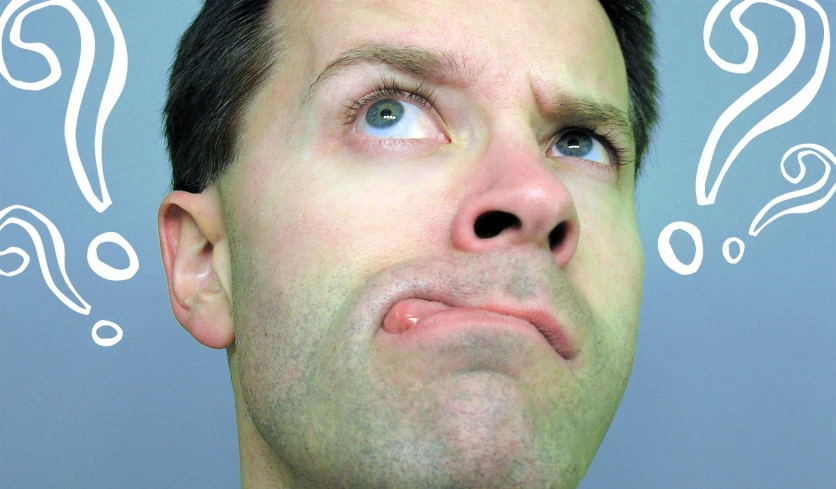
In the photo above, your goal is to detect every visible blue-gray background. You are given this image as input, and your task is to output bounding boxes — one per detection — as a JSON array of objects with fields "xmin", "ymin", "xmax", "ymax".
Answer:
[{"xmin": 1, "ymin": 1, "xmax": 834, "ymax": 487}]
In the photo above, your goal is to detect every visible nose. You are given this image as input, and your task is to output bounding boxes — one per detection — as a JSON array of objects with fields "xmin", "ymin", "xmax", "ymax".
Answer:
[{"xmin": 451, "ymin": 139, "xmax": 580, "ymax": 268}]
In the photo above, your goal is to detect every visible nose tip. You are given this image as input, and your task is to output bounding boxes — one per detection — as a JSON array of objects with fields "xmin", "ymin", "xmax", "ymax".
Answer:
[{"xmin": 452, "ymin": 182, "xmax": 580, "ymax": 268}]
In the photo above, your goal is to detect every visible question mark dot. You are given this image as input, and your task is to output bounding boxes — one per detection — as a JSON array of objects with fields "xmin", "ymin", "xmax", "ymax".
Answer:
[
  {"xmin": 92, "ymin": 320, "xmax": 123, "ymax": 347},
  {"xmin": 658, "ymin": 221, "xmax": 704, "ymax": 275},
  {"xmin": 722, "ymin": 237, "xmax": 745, "ymax": 264}
]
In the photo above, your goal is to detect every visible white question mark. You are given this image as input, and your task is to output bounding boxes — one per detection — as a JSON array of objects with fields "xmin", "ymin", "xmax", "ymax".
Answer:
[
  {"xmin": 0, "ymin": 205, "xmax": 137, "ymax": 346},
  {"xmin": 0, "ymin": 1, "xmax": 135, "ymax": 345},
  {"xmin": 0, "ymin": 0, "xmax": 127, "ymax": 213},
  {"xmin": 659, "ymin": 0, "xmax": 833, "ymax": 275}
]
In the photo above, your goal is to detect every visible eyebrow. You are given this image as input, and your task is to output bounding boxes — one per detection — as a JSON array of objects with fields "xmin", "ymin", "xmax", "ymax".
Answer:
[
  {"xmin": 303, "ymin": 43, "xmax": 475, "ymax": 106},
  {"xmin": 303, "ymin": 42, "xmax": 634, "ymax": 152},
  {"xmin": 538, "ymin": 89, "xmax": 635, "ymax": 152}
]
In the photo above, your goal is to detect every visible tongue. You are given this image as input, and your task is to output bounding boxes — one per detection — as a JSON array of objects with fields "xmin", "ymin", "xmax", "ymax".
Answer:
[{"xmin": 382, "ymin": 298, "xmax": 452, "ymax": 333}]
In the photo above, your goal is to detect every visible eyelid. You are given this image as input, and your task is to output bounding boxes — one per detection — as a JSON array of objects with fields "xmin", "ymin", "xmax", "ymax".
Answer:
[{"xmin": 341, "ymin": 76, "xmax": 441, "ymax": 128}]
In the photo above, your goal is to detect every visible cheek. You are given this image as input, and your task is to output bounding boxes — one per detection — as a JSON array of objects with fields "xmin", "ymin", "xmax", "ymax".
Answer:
[
  {"xmin": 284, "ymin": 163, "xmax": 453, "ymax": 275},
  {"xmin": 568, "ymin": 194, "xmax": 642, "ymax": 398},
  {"xmin": 233, "ymin": 132, "xmax": 455, "ymax": 297},
  {"xmin": 569, "ymin": 187, "xmax": 643, "ymax": 324}
]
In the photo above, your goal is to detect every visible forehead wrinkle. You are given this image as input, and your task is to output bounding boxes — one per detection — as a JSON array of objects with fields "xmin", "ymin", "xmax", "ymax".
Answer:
[{"xmin": 301, "ymin": 42, "xmax": 483, "ymax": 107}]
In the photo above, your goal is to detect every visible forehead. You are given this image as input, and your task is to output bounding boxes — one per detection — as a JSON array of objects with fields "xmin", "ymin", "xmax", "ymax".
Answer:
[{"xmin": 283, "ymin": 0, "xmax": 628, "ymax": 107}]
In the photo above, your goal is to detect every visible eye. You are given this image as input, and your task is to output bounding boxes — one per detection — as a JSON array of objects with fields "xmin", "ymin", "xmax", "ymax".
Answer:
[
  {"xmin": 548, "ymin": 129, "xmax": 611, "ymax": 165},
  {"xmin": 356, "ymin": 98, "xmax": 443, "ymax": 140}
]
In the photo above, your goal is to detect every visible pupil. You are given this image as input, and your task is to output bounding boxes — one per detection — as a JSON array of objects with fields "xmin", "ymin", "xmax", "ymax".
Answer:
[{"xmin": 558, "ymin": 131, "xmax": 591, "ymax": 156}]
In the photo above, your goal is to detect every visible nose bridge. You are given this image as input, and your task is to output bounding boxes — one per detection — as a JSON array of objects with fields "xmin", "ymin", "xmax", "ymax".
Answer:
[{"xmin": 451, "ymin": 123, "xmax": 580, "ymax": 268}]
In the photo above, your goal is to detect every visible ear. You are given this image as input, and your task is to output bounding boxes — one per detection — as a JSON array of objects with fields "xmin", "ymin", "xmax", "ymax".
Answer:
[{"xmin": 158, "ymin": 186, "xmax": 234, "ymax": 349}]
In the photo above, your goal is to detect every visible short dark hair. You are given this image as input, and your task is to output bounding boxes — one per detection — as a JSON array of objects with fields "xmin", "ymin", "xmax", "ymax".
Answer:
[
  {"xmin": 598, "ymin": 0, "xmax": 660, "ymax": 177},
  {"xmin": 164, "ymin": 0, "xmax": 281, "ymax": 194},
  {"xmin": 164, "ymin": 0, "xmax": 659, "ymax": 193}
]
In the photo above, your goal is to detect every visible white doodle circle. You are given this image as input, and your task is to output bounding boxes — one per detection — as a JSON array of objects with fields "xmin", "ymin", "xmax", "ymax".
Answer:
[
  {"xmin": 723, "ymin": 237, "xmax": 745, "ymax": 264},
  {"xmin": 87, "ymin": 232, "xmax": 139, "ymax": 281},
  {"xmin": 658, "ymin": 221, "xmax": 704, "ymax": 276},
  {"xmin": 92, "ymin": 319, "xmax": 123, "ymax": 347},
  {"xmin": 0, "ymin": 246, "xmax": 30, "ymax": 276}
]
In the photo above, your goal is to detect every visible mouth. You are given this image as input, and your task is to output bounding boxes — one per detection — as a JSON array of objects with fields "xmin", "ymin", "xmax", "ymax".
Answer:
[{"xmin": 381, "ymin": 297, "xmax": 577, "ymax": 361}]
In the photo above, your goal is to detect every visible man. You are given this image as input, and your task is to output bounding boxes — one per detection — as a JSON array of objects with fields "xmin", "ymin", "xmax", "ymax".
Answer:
[{"xmin": 158, "ymin": 0, "xmax": 659, "ymax": 486}]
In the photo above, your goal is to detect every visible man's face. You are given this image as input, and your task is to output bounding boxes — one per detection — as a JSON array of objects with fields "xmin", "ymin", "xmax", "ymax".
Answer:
[{"xmin": 221, "ymin": 0, "xmax": 641, "ymax": 486}]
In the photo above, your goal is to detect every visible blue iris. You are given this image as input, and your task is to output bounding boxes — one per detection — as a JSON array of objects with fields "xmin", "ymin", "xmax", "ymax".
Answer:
[
  {"xmin": 365, "ymin": 99, "xmax": 405, "ymax": 129},
  {"xmin": 556, "ymin": 131, "xmax": 593, "ymax": 158}
]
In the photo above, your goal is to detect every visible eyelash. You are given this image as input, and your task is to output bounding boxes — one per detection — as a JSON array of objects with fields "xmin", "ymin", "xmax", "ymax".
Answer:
[
  {"xmin": 562, "ymin": 123, "xmax": 631, "ymax": 167},
  {"xmin": 341, "ymin": 76, "xmax": 438, "ymax": 126},
  {"xmin": 341, "ymin": 77, "xmax": 631, "ymax": 166}
]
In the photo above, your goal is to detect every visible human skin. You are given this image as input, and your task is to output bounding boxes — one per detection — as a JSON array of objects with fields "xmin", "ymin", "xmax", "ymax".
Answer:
[{"xmin": 158, "ymin": 0, "xmax": 644, "ymax": 487}]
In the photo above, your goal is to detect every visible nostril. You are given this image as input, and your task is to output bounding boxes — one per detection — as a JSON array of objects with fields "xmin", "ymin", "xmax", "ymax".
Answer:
[
  {"xmin": 548, "ymin": 221, "xmax": 568, "ymax": 251},
  {"xmin": 474, "ymin": 210, "xmax": 522, "ymax": 239}
]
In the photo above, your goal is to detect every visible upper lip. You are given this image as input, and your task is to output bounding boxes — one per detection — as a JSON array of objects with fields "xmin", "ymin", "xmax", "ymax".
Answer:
[{"xmin": 382, "ymin": 291, "xmax": 577, "ymax": 361}]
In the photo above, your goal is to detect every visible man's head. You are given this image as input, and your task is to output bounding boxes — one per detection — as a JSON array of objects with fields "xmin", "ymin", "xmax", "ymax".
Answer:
[{"xmin": 158, "ymin": 0, "xmax": 659, "ymax": 487}]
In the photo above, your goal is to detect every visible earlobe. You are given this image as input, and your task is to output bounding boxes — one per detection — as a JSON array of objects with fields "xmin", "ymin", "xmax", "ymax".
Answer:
[{"xmin": 158, "ymin": 187, "xmax": 235, "ymax": 349}]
